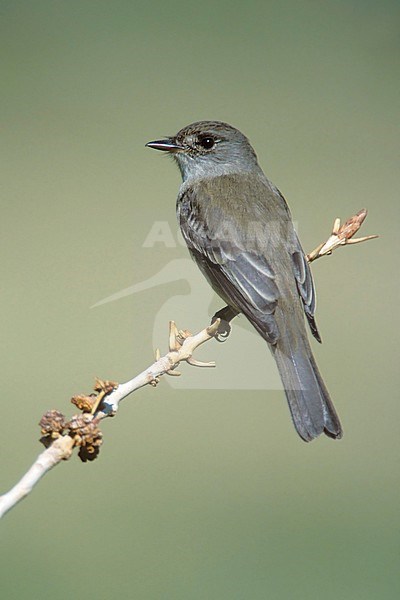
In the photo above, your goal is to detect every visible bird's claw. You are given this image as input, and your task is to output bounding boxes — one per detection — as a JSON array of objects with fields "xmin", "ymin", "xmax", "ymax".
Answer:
[{"xmin": 211, "ymin": 317, "xmax": 231, "ymax": 342}]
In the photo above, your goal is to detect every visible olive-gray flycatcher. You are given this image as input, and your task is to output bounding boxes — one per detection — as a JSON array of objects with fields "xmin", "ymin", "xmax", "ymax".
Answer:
[{"xmin": 146, "ymin": 121, "xmax": 342, "ymax": 442}]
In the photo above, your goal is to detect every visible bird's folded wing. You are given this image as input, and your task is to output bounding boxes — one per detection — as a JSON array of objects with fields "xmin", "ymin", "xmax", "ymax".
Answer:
[
  {"xmin": 291, "ymin": 233, "xmax": 321, "ymax": 342},
  {"xmin": 178, "ymin": 188, "xmax": 280, "ymax": 343},
  {"xmin": 178, "ymin": 181, "xmax": 321, "ymax": 343}
]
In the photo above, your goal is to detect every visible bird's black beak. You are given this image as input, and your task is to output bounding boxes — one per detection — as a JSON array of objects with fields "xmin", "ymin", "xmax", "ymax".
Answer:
[{"xmin": 145, "ymin": 138, "xmax": 183, "ymax": 153}]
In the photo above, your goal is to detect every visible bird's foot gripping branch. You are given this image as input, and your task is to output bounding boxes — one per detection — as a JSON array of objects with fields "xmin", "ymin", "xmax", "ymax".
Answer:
[{"xmin": 0, "ymin": 209, "xmax": 377, "ymax": 518}]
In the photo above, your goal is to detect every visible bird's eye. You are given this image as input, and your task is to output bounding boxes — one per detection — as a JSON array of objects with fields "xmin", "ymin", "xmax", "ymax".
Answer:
[{"xmin": 198, "ymin": 136, "xmax": 215, "ymax": 150}]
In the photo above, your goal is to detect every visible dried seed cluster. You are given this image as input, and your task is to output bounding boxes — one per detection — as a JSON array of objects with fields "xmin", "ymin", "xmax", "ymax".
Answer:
[
  {"xmin": 67, "ymin": 414, "xmax": 103, "ymax": 462},
  {"xmin": 71, "ymin": 394, "xmax": 97, "ymax": 413},
  {"xmin": 38, "ymin": 378, "xmax": 116, "ymax": 462},
  {"xmin": 39, "ymin": 410, "xmax": 67, "ymax": 437},
  {"xmin": 39, "ymin": 410, "xmax": 103, "ymax": 462}
]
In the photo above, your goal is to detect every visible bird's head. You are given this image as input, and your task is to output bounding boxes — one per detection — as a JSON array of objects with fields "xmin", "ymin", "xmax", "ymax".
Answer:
[{"xmin": 146, "ymin": 120, "xmax": 260, "ymax": 181}]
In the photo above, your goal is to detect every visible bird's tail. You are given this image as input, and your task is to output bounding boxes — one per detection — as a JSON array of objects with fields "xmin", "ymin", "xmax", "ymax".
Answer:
[{"xmin": 271, "ymin": 333, "xmax": 343, "ymax": 442}]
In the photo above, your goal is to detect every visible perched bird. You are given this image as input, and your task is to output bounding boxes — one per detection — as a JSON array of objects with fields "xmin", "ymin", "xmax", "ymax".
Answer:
[{"xmin": 146, "ymin": 121, "xmax": 342, "ymax": 442}]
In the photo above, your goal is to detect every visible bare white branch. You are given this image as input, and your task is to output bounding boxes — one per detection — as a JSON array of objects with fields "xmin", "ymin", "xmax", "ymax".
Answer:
[
  {"xmin": 96, "ymin": 320, "xmax": 219, "ymax": 418},
  {"xmin": 0, "ymin": 437, "xmax": 74, "ymax": 518},
  {"xmin": 0, "ymin": 209, "xmax": 377, "ymax": 519},
  {"xmin": 0, "ymin": 320, "xmax": 219, "ymax": 518}
]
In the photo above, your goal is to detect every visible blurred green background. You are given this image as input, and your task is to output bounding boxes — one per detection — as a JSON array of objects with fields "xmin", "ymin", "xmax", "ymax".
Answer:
[{"xmin": 1, "ymin": 1, "xmax": 399, "ymax": 598}]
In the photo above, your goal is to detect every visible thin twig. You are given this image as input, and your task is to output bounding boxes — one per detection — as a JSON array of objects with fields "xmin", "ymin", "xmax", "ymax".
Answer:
[{"xmin": 307, "ymin": 208, "xmax": 378, "ymax": 263}]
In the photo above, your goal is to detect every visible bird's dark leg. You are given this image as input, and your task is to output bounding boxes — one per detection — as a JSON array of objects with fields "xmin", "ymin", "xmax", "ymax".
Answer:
[{"xmin": 211, "ymin": 305, "xmax": 240, "ymax": 342}]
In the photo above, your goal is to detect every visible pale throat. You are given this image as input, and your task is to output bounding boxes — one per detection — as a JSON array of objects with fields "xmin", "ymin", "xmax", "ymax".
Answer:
[{"xmin": 175, "ymin": 153, "xmax": 260, "ymax": 183}]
